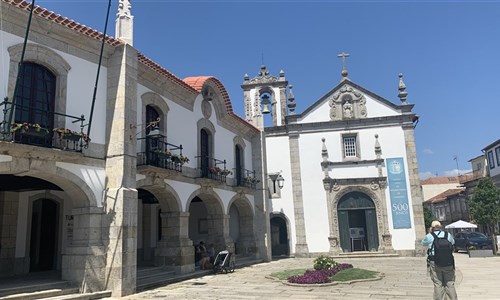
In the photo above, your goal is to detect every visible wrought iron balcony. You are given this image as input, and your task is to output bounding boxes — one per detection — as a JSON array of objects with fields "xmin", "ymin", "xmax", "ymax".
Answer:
[
  {"xmin": 234, "ymin": 168, "xmax": 259, "ymax": 189},
  {"xmin": 196, "ymin": 155, "xmax": 229, "ymax": 183},
  {"xmin": 1, "ymin": 98, "xmax": 88, "ymax": 152},
  {"xmin": 137, "ymin": 134, "xmax": 185, "ymax": 172}
]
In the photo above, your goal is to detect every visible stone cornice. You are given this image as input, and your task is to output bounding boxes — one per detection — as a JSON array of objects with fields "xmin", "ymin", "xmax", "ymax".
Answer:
[
  {"xmin": 323, "ymin": 176, "xmax": 387, "ymax": 192},
  {"xmin": 241, "ymin": 81, "xmax": 288, "ymax": 90},
  {"xmin": 265, "ymin": 114, "xmax": 416, "ymax": 137},
  {"xmin": 321, "ymin": 158, "xmax": 384, "ymax": 168}
]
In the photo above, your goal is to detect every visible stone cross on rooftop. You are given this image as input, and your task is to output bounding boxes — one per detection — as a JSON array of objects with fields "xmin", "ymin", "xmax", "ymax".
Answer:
[{"xmin": 337, "ymin": 52, "xmax": 350, "ymax": 81}]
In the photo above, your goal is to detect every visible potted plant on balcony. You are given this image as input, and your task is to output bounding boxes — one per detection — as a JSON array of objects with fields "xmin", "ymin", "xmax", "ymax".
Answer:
[
  {"xmin": 209, "ymin": 166, "xmax": 231, "ymax": 176},
  {"xmin": 171, "ymin": 154, "xmax": 189, "ymax": 165},
  {"xmin": 53, "ymin": 128, "xmax": 91, "ymax": 143},
  {"xmin": 10, "ymin": 122, "xmax": 50, "ymax": 137},
  {"xmin": 245, "ymin": 176, "xmax": 260, "ymax": 184},
  {"xmin": 154, "ymin": 150, "xmax": 172, "ymax": 159}
]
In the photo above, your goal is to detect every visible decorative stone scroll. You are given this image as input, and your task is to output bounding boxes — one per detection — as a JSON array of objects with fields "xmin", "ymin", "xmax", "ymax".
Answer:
[{"xmin": 329, "ymin": 85, "xmax": 367, "ymax": 121}]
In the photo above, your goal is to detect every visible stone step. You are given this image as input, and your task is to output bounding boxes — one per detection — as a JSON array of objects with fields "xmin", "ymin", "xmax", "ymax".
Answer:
[
  {"xmin": 0, "ymin": 287, "xmax": 79, "ymax": 300},
  {"xmin": 42, "ymin": 290, "xmax": 112, "ymax": 300},
  {"xmin": 0, "ymin": 281, "xmax": 73, "ymax": 299},
  {"xmin": 335, "ymin": 251, "xmax": 400, "ymax": 258}
]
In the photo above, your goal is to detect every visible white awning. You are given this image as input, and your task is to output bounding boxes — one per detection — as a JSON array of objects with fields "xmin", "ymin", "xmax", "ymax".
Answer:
[{"xmin": 445, "ymin": 220, "xmax": 477, "ymax": 229}]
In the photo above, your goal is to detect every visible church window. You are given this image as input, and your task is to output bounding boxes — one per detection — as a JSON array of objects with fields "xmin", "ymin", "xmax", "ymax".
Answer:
[{"xmin": 343, "ymin": 135, "xmax": 358, "ymax": 158}]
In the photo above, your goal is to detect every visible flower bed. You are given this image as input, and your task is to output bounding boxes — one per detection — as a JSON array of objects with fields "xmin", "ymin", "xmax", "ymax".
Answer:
[{"xmin": 287, "ymin": 263, "xmax": 353, "ymax": 284}]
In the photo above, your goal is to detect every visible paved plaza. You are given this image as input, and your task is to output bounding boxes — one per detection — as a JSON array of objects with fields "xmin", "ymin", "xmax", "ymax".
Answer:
[{"xmin": 109, "ymin": 253, "xmax": 499, "ymax": 300}]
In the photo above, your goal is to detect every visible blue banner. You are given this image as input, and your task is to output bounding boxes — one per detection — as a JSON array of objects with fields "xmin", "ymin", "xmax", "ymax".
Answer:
[{"xmin": 386, "ymin": 157, "xmax": 412, "ymax": 229}]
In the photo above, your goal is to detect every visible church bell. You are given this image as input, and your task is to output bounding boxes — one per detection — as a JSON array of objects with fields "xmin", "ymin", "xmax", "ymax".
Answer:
[{"xmin": 262, "ymin": 104, "xmax": 271, "ymax": 114}]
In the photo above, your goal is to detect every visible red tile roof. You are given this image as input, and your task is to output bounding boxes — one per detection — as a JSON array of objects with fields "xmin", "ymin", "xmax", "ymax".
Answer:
[
  {"xmin": 4, "ymin": 0, "xmax": 123, "ymax": 47},
  {"xmin": 183, "ymin": 76, "xmax": 259, "ymax": 133},
  {"xmin": 420, "ymin": 176, "xmax": 459, "ymax": 185},
  {"xmin": 138, "ymin": 53, "xmax": 197, "ymax": 94},
  {"xmin": 424, "ymin": 188, "xmax": 464, "ymax": 204}
]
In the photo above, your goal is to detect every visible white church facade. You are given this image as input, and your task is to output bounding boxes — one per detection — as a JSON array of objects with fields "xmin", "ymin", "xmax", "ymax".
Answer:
[
  {"xmin": 243, "ymin": 64, "xmax": 426, "ymax": 257},
  {"xmin": 0, "ymin": 0, "xmax": 427, "ymax": 298}
]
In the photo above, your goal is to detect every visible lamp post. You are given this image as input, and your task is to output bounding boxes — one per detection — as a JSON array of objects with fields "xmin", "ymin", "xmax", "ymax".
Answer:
[{"xmin": 268, "ymin": 172, "xmax": 285, "ymax": 194}]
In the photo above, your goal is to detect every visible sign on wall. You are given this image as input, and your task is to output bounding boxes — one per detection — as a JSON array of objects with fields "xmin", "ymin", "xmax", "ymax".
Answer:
[{"xmin": 386, "ymin": 157, "xmax": 411, "ymax": 229}]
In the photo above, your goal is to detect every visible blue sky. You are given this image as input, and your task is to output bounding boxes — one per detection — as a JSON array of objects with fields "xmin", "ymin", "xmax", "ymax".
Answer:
[{"xmin": 33, "ymin": 0, "xmax": 500, "ymax": 179}]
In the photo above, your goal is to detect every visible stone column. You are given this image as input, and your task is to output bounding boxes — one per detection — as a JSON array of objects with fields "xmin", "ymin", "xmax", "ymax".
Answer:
[
  {"xmin": 103, "ymin": 44, "xmax": 138, "ymax": 297},
  {"xmin": 279, "ymin": 86, "xmax": 287, "ymax": 125},
  {"xmin": 288, "ymin": 134, "xmax": 309, "ymax": 256},
  {"xmin": 403, "ymin": 125, "xmax": 426, "ymax": 256},
  {"xmin": 209, "ymin": 214, "xmax": 234, "ymax": 254},
  {"xmin": 0, "ymin": 192, "xmax": 18, "ymax": 275},
  {"xmin": 62, "ymin": 207, "xmax": 106, "ymax": 292},
  {"xmin": 155, "ymin": 212, "xmax": 194, "ymax": 274}
]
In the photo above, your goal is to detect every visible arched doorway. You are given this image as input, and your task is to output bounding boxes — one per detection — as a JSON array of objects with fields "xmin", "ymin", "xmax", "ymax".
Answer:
[
  {"xmin": 137, "ymin": 189, "xmax": 160, "ymax": 267},
  {"xmin": 30, "ymin": 198, "xmax": 59, "ymax": 271},
  {"xmin": 270, "ymin": 214, "xmax": 289, "ymax": 257},
  {"xmin": 337, "ymin": 192, "xmax": 379, "ymax": 252}
]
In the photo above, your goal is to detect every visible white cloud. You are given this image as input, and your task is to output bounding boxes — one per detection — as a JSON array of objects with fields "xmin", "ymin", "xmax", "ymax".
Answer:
[
  {"xmin": 423, "ymin": 148, "xmax": 434, "ymax": 154},
  {"xmin": 419, "ymin": 171, "xmax": 436, "ymax": 180},
  {"xmin": 442, "ymin": 169, "xmax": 472, "ymax": 177}
]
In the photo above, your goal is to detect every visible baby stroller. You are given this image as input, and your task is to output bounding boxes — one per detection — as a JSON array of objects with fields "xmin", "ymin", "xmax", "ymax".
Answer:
[{"xmin": 213, "ymin": 250, "xmax": 235, "ymax": 274}]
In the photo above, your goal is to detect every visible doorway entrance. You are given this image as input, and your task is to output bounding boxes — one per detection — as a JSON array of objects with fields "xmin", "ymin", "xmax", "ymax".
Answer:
[
  {"xmin": 30, "ymin": 198, "xmax": 59, "ymax": 271},
  {"xmin": 337, "ymin": 192, "xmax": 379, "ymax": 252},
  {"xmin": 270, "ymin": 214, "xmax": 289, "ymax": 257}
]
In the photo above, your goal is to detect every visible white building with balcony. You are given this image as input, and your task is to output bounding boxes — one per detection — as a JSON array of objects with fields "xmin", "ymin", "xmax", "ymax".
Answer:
[{"xmin": 0, "ymin": 0, "xmax": 268, "ymax": 297}]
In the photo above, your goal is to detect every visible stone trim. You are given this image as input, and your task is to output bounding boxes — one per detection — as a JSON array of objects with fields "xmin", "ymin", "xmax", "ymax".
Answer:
[
  {"xmin": 288, "ymin": 135, "xmax": 309, "ymax": 256},
  {"xmin": 8, "ymin": 43, "xmax": 70, "ymax": 129},
  {"xmin": 266, "ymin": 115, "xmax": 416, "ymax": 136},
  {"xmin": 323, "ymin": 181, "xmax": 393, "ymax": 255},
  {"xmin": 140, "ymin": 92, "xmax": 170, "ymax": 137}
]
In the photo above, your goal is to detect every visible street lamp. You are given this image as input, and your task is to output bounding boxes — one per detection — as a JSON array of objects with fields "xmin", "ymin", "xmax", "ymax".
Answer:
[{"xmin": 269, "ymin": 172, "xmax": 285, "ymax": 194}]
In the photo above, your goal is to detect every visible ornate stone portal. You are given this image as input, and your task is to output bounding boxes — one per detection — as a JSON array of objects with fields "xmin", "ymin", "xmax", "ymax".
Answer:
[{"xmin": 321, "ymin": 137, "xmax": 394, "ymax": 255}]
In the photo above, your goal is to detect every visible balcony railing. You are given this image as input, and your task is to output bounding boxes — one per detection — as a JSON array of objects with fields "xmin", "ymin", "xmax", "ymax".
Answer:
[
  {"xmin": 234, "ymin": 168, "xmax": 259, "ymax": 189},
  {"xmin": 458, "ymin": 170, "xmax": 485, "ymax": 184},
  {"xmin": 1, "ymin": 98, "xmax": 88, "ymax": 152},
  {"xmin": 137, "ymin": 134, "xmax": 185, "ymax": 172},
  {"xmin": 196, "ymin": 155, "xmax": 229, "ymax": 183}
]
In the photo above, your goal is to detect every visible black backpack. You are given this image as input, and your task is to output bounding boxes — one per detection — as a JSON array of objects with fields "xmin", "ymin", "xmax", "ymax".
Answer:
[{"xmin": 430, "ymin": 231, "xmax": 454, "ymax": 267}]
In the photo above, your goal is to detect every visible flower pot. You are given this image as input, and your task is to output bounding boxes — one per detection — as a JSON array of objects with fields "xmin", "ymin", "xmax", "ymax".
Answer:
[{"xmin": 61, "ymin": 133, "xmax": 82, "ymax": 142}]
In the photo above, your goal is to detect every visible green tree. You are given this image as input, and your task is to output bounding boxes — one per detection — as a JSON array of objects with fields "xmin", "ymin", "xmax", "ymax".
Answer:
[
  {"xmin": 468, "ymin": 177, "xmax": 500, "ymax": 254},
  {"xmin": 423, "ymin": 205, "xmax": 433, "ymax": 231}
]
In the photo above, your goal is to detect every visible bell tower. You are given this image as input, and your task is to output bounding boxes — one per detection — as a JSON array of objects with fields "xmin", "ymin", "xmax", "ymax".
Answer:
[
  {"xmin": 116, "ymin": 0, "xmax": 134, "ymax": 45},
  {"xmin": 241, "ymin": 65, "xmax": 292, "ymax": 130}
]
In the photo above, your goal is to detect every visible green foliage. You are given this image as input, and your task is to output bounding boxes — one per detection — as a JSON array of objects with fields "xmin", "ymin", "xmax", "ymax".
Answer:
[
  {"xmin": 423, "ymin": 205, "xmax": 433, "ymax": 230},
  {"xmin": 313, "ymin": 255, "xmax": 337, "ymax": 270},
  {"xmin": 469, "ymin": 177, "xmax": 500, "ymax": 229},
  {"xmin": 270, "ymin": 269, "xmax": 307, "ymax": 280},
  {"xmin": 331, "ymin": 268, "xmax": 379, "ymax": 282}
]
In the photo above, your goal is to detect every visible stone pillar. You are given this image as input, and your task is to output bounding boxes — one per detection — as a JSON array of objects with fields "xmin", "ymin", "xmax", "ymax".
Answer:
[
  {"xmin": 236, "ymin": 215, "xmax": 257, "ymax": 255},
  {"xmin": 288, "ymin": 134, "xmax": 309, "ymax": 256},
  {"xmin": 209, "ymin": 214, "xmax": 234, "ymax": 254},
  {"xmin": 155, "ymin": 212, "xmax": 194, "ymax": 274},
  {"xmin": 103, "ymin": 44, "xmax": 138, "ymax": 297},
  {"xmin": 403, "ymin": 125, "xmax": 426, "ymax": 256},
  {"xmin": 279, "ymin": 86, "xmax": 287, "ymax": 125},
  {"xmin": 252, "ymin": 131, "xmax": 271, "ymax": 261},
  {"xmin": 62, "ymin": 207, "xmax": 106, "ymax": 292},
  {"xmin": 0, "ymin": 192, "xmax": 18, "ymax": 276}
]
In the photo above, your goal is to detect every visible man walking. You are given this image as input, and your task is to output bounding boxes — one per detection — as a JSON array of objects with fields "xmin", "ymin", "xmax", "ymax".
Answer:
[{"xmin": 421, "ymin": 220, "xmax": 458, "ymax": 300}]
